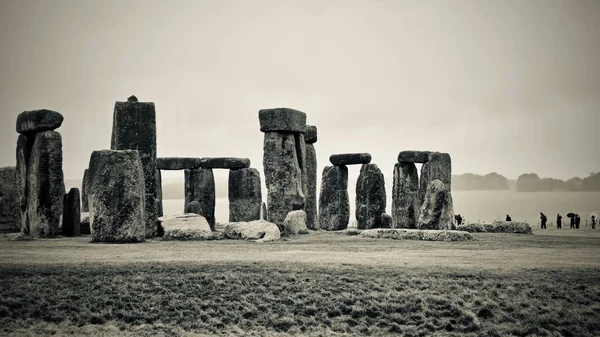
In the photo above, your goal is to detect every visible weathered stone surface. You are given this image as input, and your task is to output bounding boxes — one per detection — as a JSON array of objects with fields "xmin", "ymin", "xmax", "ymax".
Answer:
[
  {"xmin": 417, "ymin": 180, "xmax": 453, "ymax": 230},
  {"xmin": 16, "ymin": 109, "xmax": 64, "ymax": 134},
  {"xmin": 457, "ymin": 221, "xmax": 532, "ymax": 234},
  {"xmin": 156, "ymin": 169, "xmax": 163, "ymax": 217},
  {"xmin": 229, "ymin": 168, "xmax": 262, "ymax": 222},
  {"xmin": 305, "ymin": 125, "xmax": 317, "ymax": 144},
  {"xmin": 159, "ymin": 214, "xmax": 212, "ymax": 240},
  {"xmin": 391, "ymin": 162, "xmax": 420, "ymax": 229},
  {"xmin": 305, "ymin": 143, "xmax": 317, "ymax": 229},
  {"xmin": 157, "ymin": 157, "xmax": 202, "ymax": 170},
  {"xmin": 419, "ymin": 152, "xmax": 451, "ymax": 206},
  {"xmin": 318, "ymin": 166, "xmax": 349, "ymax": 230},
  {"xmin": 223, "ymin": 220, "xmax": 281, "ymax": 242},
  {"xmin": 359, "ymin": 228, "xmax": 473, "ymax": 241},
  {"xmin": 82, "ymin": 169, "xmax": 89, "ymax": 212},
  {"xmin": 329, "ymin": 153, "xmax": 372, "ymax": 166},
  {"xmin": 185, "ymin": 201, "xmax": 202, "ymax": 214},
  {"xmin": 263, "ymin": 132, "xmax": 305, "ymax": 227},
  {"xmin": 0, "ymin": 167, "xmax": 20, "ymax": 233},
  {"xmin": 199, "ymin": 157, "xmax": 250, "ymax": 169},
  {"xmin": 439, "ymin": 191, "xmax": 455, "ymax": 230},
  {"xmin": 397, "ymin": 151, "xmax": 431, "ymax": 163},
  {"xmin": 282, "ymin": 210, "xmax": 309, "ymax": 236},
  {"xmin": 80, "ymin": 212, "xmax": 90, "ymax": 235},
  {"xmin": 27, "ymin": 131, "xmax": 65, "ymax": 238},
  {"xmin": 62, "ymin": 188, "xmax": 81, "ymax": 236},
  {"xmin": 88, "ymin": 150, "xmax": 146, "ymax": 243},
  {"xmin": 184, "ymin": 168, "xmax": 215, "ymax": 230},
  {"xmin": 296, "ymin": 134, "xmax": 308, "ymax": 199},
  {"xmin": 260, "ymin": 202, "xmax": 267, "ymax": 220},
  {"xmin": 16, "ymin": 135, "xmax": 31, "ymax": 233},
  {"xmin": 259, "ymin": 108, "xmax": 306, "ymax": 133},
  {"xmin": 355, "ymin": 163, "xmax": 386, "ymax": 229},
  {"xmin": 381, "ymin": 213, "xmax": 392, "ymax": 228},
  {"xmin": 111, "ymin": 97, "xmax": 158, "ymax": 238}
]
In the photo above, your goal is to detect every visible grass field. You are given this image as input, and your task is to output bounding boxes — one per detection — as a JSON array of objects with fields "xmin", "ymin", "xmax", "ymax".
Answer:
[{"xmin": 1, "ymin": 228, "xmax": 600, "ymax": 336}]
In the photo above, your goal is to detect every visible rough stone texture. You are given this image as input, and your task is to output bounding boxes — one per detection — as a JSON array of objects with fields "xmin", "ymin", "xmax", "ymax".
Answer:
[
  {"xmin": 0, "ymin": 167, "xmax": 21, "ymax": 233},
  {"xmin": 296, "ymin": 134, "xmax": 308, "ymax": 199},
  {"xmin": 159, "ymin": 214, "xmax": 212, "ymax": 240},
  {"xmin": 88, "ymin": 150, "xmax": 146, "ymax": 243},
  {"xmin": 184, "ymin": 168, "xmax": 215, "ymax": 230},
  {"xmin": 260, "ymin": 202, "xmax": 267, "ymax": 220},
  {"xmin": 185, "ymin": 201, "xmax": 202, "ymax": 214},
  {"xmin": 111, "ymin": 98, "xmax": 158, "ymax": 238},
  {"xmin": 27, "ymin": 131, "xmax": 65, "ymax": 238},
  {"xmin": 305, "ymin": 143, "xmax": 317, "ymax": 229},
  {"xmin": 419, "ymin": 152, "xmax": 451, "ymax": 206},
  {"xmin": 62, "ymin": 188, "xmax": 81, "ymax": 236},
  {"xmin": 263, "ymin": 132, "xmax": 305, "ymax": 227},
  {"xmin": 80, "ymin": 212, "xmax": 90, "ymax": 235},
  {"xmin": 229, "ymin": 168, "xmax": 262, "ymax": 222},
  {"xmin": 439, "ymin": 192, "xmax": 455, "ymax": 230},
  {"xmin": 223, "ymin": 220, "xmax": 281, "ymax": 242},
  {"xmin": 486, "ymin": 221, "xmax": 532, "ymax": 234},
  {"xmin": 329, "ymin": 153, "xmax": 372, "ymax": 166},
  {"xmin": 305, "ymin": 125, "xmax": 317, "ymax": 144},
  {"xmin": 417, "ymin": 180, "xmax": 453, "ymax": 230},
  {"xmin": 157, "ymin": 157, "xmax": 202, "ymax": 170},
  {"xmin": 318, "ymin": 165, "xmax": 349, "ymax": 231},
  {"xmin": 199, "ymin": 157, "xmax": 250, "ymax": 170},
  {"xmin": 82, "ymin": 169, "xmax": 89, "ymax": 212},
  {"xmin": 359, "ymin": 228, "xmax": 473, "ymax": 241},
  {"xmin": 355, "ymin": 163, "xmax": 386, "ymax": 229},
  {"xmin": 391, "ymin": 162, "xmax": 420, "ymax": 229},
  {"xmin": 397, "ymin": 151, "xmax": 431, "ymax": 163},
  {"xmin": 282, "ymin": 210, "xmax": 309, "ymax": 236},
  {"xmin": 259, "ymin": 108, "xmax": 306, "ymax": 133},
  {"xmin": 16, "ymin": 135, "xmax": 31, "ymax": 233},
  {"xmin": 16, "ymin": 109, "xmax": 64, "ymax": 134},
  {"xmin": 156, "ymin": 169, "xmax": 163, "ymax": 217},
  {"xmin": 380, "ymin": 213, "xmax": 392, "ymax": 228}
]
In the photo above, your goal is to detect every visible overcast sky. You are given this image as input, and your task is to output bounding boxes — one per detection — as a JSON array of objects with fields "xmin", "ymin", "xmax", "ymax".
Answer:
[{"xmin": 1, "ymin": 0, "xmax": 599, "ymax": 184}]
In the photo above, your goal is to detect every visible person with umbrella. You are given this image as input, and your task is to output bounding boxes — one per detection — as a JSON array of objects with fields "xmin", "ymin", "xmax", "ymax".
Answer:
[
  {"xmin": 556, "ymin": 214, "xmax": 562, "ymax": 229},
  {"xmin": 540, "ymin": 212, "xmax": 548, "ymax": 229},
  {"xmin": 568, "ymin": 213, "xmax": 576, "ymax": 229}
]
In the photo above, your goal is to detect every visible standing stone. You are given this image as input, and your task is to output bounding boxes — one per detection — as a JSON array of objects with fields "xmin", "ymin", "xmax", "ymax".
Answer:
[
  {"xmin": 27, "ymin": 131, "xmax": 65, "ymax": 238},
  {"xmin": 263, "ymin": 132, "xmax": 305, "ymax": 227},
  {"xmin": 229, "ymin": 168, "xmax": 262, "ymax": 222},
  {"xmin": 111, "ymin": 97, "xmax": 158, "ymax": 237},
  {"xmin": 184, "ymin": 168, "xmax": 215, "ymax": 231},
  {"xmin": 392, "ymin": 162, "xmax": 420, "ymax": 228},
  {"xmin": 419, "ymin": 152, "xmax": 451, "ymax": 206},
  {"xmin": 156, "ymin": 169, "xmax": 163, "ymax": 217},
  {"xmin": 355, "ymin": 163, "xmax": 386, "ymax": 229},
  {"xmin": 88, "ymin": 150, "xmax": 146, "ymax": 243},
  {"xmin": 0, "ymin": 167, "xmax": 21, "ymax": 233},
  {"xmin": 439, "ymin": 192, "xmax": 455, "ymax": 230},
  {"xmin": 62, "ymin": 188, "xmax": 81, "ymax": 236},
  {"xmin": 305, "ymin": 142, "xmax": 317, "ymax": 229},
  {"xmin": 82, "ymin": 169, "xmax": 89, "ymax": 212},
  {"xmin": 282, "ymin": 210, "xmax": 309, "ymax": 236},
  {"xmin": 380, "ymin": 213, "xmax": 392, "ymax": 228},
  {"xmin": 417, "ymin": 180, "xmax": 448, "ymax": 230},
  {"xmin": 16, "ymin": 135, "xmax": 32, "ymax": 234},
  {"xmin": 318, "ymin": 165, "xmax": 349, "ymax": 230},
  {"xmin": 260, "ymin": 202, "xmax": 268, "ymax": 220}
]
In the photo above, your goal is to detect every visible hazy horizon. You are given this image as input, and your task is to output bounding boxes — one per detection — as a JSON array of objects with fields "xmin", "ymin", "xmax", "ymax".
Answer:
[{"xmin": 1, "ymin": 0, "xmax": 599, "ymax": 184}]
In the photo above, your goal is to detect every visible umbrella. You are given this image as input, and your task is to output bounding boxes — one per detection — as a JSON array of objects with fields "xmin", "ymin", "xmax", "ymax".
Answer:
[
  {"xmin": 590, "ymin": 212, "xmax": 598, "ymax": 219},
  {"xmin": 567, "ymin": 213, "xmax": 576, "ymax": 218}
]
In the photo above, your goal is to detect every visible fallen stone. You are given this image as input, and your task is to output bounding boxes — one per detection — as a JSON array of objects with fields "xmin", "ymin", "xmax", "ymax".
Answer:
[
  {"xmin": 305, "ymin": 142, "xmax": 317, "ymax": 229},
  {"xmin": 419, "ymin": 152, "xmax": 451, "ymax": 206},
  {"xmin": 355, "ymin": 163, "xmax": 386, "ymax": 229},
  {"xmin": 62, "ymin": 188, "xmax": 81, "ymax": 237},
  {"xmin": 16, "ymin": 109, "xmax": 64, "ymax": 134},
  {"xmin": 318, "ymin": 165, "xmax": 349, "ymax": 230},
  {"xmin": 184, "ymin": 168, "xmax": 215, "ymax": 230},
  {"xmin": 199, "ymin": 157, "xmax": 250, "ymax": 170},
  {"xmin": 27, "ymin": 131, "xmax": 65, "ymax": 238},
  {"xmin": 223, "ymin": 220, "xmax": 281, "ymax": 242},
  {"xmin": 80, "ymin": 212, "xmax": 90, "ymax": 235},
  {"xmin": 82, "ymin": 169, "xmax": 89, "ymax": 212},
  {"xmin": 262, "ymin": 132, "xmax": 305, "ymax": 227},
  {"xmin": 392, "ymin": 162, "xmax": 420, "ymax": 228},
  {"xmin": 397, "ymin": 151, "xmax": 431, "ymax": 163},
  {"xmin": 381, "ymin": 213, "xmax": 392, "ymax": 228},
  {"xmin": 159, "ymin": 214, "xmax": 213, "ymax": 241},
  {"xmin": 486, "ymin": 221, "xmax": 532, "ymax": 234},
  {"xmin": 417, "ymin": 180, "xmax": 448, "ymax": 230},
  {"xmin": 455, "ymin": 223, "xmax": 486, "ymax": 233},
  {"xmin": 157, "ymin": 157, "xmax": 203, "ymax": 170},
  {"xmin": 282, "ymin": 210, "xmax": 309, "ymax": 236},
  {"xmin": 259, "ymin": 108, "xmax": 307, "ymax": 133},
  {"xmin": 305, "ymin": 125, "xmax": 317, "ymax": 144},
  {"xmin": 88, "ymin": 150, "xmax": 146, "ymax": 243},
  {"xmin": 229, "ymin": 168, "xmax": 262, "ymax": 222},
  {"xmin": 111, "ymin": 96, "xmax": 158, "ymax": 238},
  {"xmin": 0, "ymin": 167, "xmax": 20, "ymax": 233},
  {"xmin": 329, "ymin": 153, "xmax": 372, "ymax": 166},
  {"xmin": 359, "ymin": 228, "xmax": 473, "ymax": 241}
]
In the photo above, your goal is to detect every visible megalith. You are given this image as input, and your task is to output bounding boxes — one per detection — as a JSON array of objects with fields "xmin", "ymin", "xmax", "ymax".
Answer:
[
  {"xmin": 228, "ymin": 168, "xmax": 262, "ymax": 222},
  {"xmin": 260, "ymin": 202, "xmax": 268, "ymax": 221},
  {"xmin": 355, "ymin": 163, "xmax": 386, "ymax": 229},
  {"xmin": 305, "ymin": 125, "xmax": 318, "ymax": 229},
  {"xmin": 16, "ymin": 109, "xmax": 64, "ymax": 134},
  {"xmin": 82, "ymin": 169, "xmax": 89, "ymax": 212},
  {"xmin": 329, "ymin": 153, "xmax": 372, "ymax": 166},
  {"xmin": 16, "ymin": 135, "xmax": 31, "ymax": 233},
  {"xmin": 417, "ymin": 179, "xmax": 452, "ymax": 230},
  {"xmin": 88, "ymin": 150, "xmax": 146, "ymax": 243},
  {"xmin": 391, "ymin": 162, "xmax": 420, "ymax": 228},
  {"xmin": 110, "ymin": 95, "xmax": 158, "ymax": 238},
  {"xmin": 0, "ymin": 167, "xmax": 20, "ymax": 233},
  {"xmin": 184, "ymin": 168, "xmax": 215, "ymax": 231},
  {"xmin": 260, "ymin": 108, "xmax": 307, "ymax": 227},
  {"xmin": 318, "ymin": 165, "xmax": 349, "ymax": 230},
  {"xmin": 418, "ymin": 152, "xmax": 451, "ymax": 206},
  {"xmin": 156, "ymin": 169, "xmax": 163, "ymax": 217},
  {"xmin": 62, "ymin": 188, "xmax": 81, "ymax": 237}
]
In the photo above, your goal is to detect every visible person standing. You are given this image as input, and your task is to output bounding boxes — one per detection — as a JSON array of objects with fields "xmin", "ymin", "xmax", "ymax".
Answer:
[
  {"xmin": 540, "ymin": 212, "xmax": 547, "ymax": 229},
  {"xmin": 570, "ymin": 215, "xmax": 575, "ymax": 229},
  {"xmin": 506, "ymin": 214, "xmax": 512, "ymax": 222},
  {"xmin": 575, "ymin": 214, "xmax": 581, "ymax": 229},
  {"xmin": 592, "ymin": 215, "xmax": 597, "ymax": 229},
  {"xmin": 556, "ymin": 214, "xmax": 562, "ymax": 229}
]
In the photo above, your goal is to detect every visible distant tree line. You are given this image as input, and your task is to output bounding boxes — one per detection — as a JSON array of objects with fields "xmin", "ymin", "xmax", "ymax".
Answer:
[
  {"xmin": 452, "ymin": 173, "xmax": 510, "ymax": 191},
  {"xmin": 516, "ymin": 172, "xmax": 600, "ymax": 192}
]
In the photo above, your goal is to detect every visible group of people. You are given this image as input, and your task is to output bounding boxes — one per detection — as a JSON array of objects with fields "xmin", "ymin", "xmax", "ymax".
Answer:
[{"xmin": 538, "ymin": 212, "xmax": 596, "ymax": 229}]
